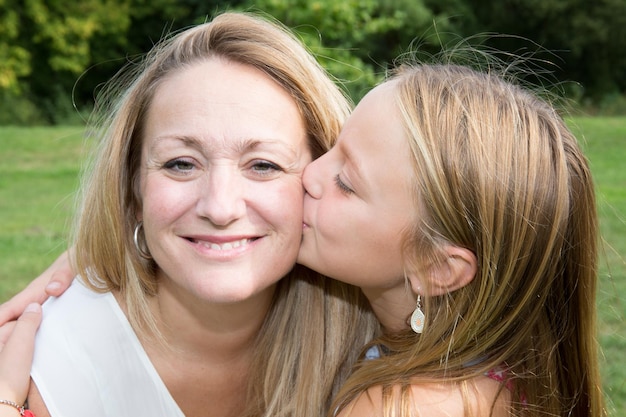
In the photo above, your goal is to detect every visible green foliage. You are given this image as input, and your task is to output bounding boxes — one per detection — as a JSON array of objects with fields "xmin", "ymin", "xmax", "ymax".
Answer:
[
  {"xmin": 0, "ymin": 0, "xmax": 135, "ymax": 122},
  {"xmin": 467, "ymin": 0, "xmax": 626, "ymax": 101},
  {"xmin": 0, "ymin": 0, "xmax": 31, "ymax": 91},
  {"xmin": 246, "ymin": 0, "xmax": 468, "ymax": 100},
  {"xmin": 0, "ymin": 0, "xmax": 249, "ymax": 123},
  {"xmin": 597, "ymin": 93, "xmax": 626, "ymax": 116},
  {"xmin": 2, "ymin": 0, "xmax": 626, "ymax": 123},
  {"xmin": 245, "ymin": 0, "xmax": 388, "ymax": 99},
  {"xmin": 0, "ymin": 90, "xmax": 46, "ymax": 125},
  {"xmin": 24, "ymin": 0, "xmax": 128, "ymax": 73}
]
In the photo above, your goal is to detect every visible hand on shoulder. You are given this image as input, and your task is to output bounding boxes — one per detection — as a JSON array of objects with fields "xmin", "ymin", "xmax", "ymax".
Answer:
[
  {"xmin": 0, "ymin": 303, "xmax": 42, "ymax": 417},
  {"xmin": 0, "ymin": 250, "xmax": 74, "ymax": 331}
]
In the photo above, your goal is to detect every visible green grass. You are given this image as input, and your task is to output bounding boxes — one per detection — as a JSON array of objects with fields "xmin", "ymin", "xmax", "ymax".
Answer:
[
  {"xmin": 1, "ymin": 121, "xmax": 625, "ymax": 414},
  {"xmin": 0, "ymin": 126, "xmax": 87, "ymax": 297},
  {"xmin": 569, "ymin": 117, "xmax": 626, "ymax": 416}
]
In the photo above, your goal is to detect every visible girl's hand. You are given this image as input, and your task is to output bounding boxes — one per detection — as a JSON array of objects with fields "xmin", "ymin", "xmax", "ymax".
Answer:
[
  {"xmin": 0, "ymin": 303, "xmax": 42, "ymax": 417},
  {"xmin": 0, "ymin": 251, "xmax": 73, "ymax": 339}
]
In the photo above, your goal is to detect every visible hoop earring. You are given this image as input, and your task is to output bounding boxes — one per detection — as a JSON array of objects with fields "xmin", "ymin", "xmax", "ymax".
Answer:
[
  {"xmin": 410, "ymin": 295, "xmax": 425, "ymax": 334},
  {"xmin": 133, "ymin": 221, "xmax": 152, "ymax": 260}
]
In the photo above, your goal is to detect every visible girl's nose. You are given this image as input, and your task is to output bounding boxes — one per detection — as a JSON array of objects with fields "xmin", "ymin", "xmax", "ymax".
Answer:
[{"xmin": 302, "ymin": 158, "xmax": 323, "ymax": 199}]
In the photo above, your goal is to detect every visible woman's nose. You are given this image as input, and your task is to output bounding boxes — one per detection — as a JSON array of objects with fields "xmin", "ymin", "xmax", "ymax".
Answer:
[{"xmin": 196, "ymin": 167, "xmax": 246, "ymax": 226}]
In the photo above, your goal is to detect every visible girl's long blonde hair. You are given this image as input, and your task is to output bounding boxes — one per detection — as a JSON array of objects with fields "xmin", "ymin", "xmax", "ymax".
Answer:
[
  {"xmin": 332, "ymin": 64, "xmax": 603, "ymax": 417},
  {"xmin": 72, "ymin": 12, "xmax": 378, "ymax": 417}
]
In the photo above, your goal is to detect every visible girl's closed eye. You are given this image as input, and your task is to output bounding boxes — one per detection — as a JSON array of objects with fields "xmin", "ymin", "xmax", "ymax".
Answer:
[{"xmin": 334, "ymin": 174, "xmax": 354, "ymax": 195}]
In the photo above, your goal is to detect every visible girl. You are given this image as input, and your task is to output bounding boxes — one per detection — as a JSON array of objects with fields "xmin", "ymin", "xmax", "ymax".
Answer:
[{"xmin": 298, "ymin": 63, "xmax": 604, "ymax": 416}]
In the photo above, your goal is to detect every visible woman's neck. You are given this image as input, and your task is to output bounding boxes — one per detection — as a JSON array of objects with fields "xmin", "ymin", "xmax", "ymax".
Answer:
[{"xmin": 148, "ymin": 280, "xmax": 276, "ymax": 359}]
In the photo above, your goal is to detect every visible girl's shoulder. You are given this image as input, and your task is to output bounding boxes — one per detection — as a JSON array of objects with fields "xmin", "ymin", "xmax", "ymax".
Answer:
[{"xmin": 336, "ymin": 374, "xmax": 510, "ymax": 417}]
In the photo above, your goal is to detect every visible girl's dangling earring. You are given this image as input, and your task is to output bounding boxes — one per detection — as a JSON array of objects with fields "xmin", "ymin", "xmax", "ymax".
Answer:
[{"xmin": 410, "ymin": 295, "xmax": 425, "ymax": 334}]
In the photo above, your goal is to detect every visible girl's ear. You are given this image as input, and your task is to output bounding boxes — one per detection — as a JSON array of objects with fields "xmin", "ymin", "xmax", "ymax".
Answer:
[{"xmin": 406, "ymin": 246, "xmax": 477, "ymax": 297}]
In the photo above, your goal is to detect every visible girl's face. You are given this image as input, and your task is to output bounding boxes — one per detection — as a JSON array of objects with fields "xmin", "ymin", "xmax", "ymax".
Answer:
[
  {"xmin": 139, "ymin": 57, "xmax": 310, "ymax": 304},
  {"xmin": 299, "ymin": 80, "xmax": 417, "ymax": 292}
]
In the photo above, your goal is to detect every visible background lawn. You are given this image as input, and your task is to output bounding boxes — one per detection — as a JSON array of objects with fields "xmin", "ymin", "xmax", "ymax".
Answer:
[
  {"xmin": 1, "ymin": 121, "xmax": 625, "ymax": 414},
  {"xmin": 0, "ymin": 126, "xmax": 87, "ymax": 296},
  {"xmin": 569, "ymin": 117, "xmax": 626, "ymax": 416}
]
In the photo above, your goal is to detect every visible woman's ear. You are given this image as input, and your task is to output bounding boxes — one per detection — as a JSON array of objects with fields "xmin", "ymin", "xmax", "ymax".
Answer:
[{"xmin": 406, "ymin": 246, "xmax": 477, "ymax": 296}]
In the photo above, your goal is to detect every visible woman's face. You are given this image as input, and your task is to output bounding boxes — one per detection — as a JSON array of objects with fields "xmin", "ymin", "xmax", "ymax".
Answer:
[
  {"xmin": 298, "ymin": 80, "xmax": 417, "ymax": 291},
  {"xmin": 139, "ymin": 57, "xmax": 310, "ymax": 303}
]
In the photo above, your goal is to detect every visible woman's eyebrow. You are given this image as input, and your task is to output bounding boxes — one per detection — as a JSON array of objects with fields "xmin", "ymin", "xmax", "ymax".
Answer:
[
  {"xmin": 151, "ymin": 135, "xmax": 205, "ymax": 152},
  {"xmin": 234, "ymin": 137, "xmax": 301, "ymax": 160},
  {"xmin": 151, "ymin": 135, "xmax": 300, "ymax": 160}
]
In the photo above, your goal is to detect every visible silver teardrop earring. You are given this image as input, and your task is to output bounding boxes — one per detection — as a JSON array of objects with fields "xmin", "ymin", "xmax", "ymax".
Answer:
[
  {"xmin": 410, "ymin": 295, "xmax": 425, "ymax": 334},
  {"xmin": 133, "ymin": 221, "xmax": 152, "ymax": 260}
]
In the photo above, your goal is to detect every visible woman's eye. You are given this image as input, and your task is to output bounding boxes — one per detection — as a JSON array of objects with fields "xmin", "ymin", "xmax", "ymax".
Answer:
[
  {"xmin": 334, "ymin": 174, "xmax": 354, "ymax": 195},
  {"xmin": 163, "ymin": 158, "xmax": 195, "ymax": 173},
  {"xmin": 251, "ymin": 160, "xmax": 282, "ymax": 174}
]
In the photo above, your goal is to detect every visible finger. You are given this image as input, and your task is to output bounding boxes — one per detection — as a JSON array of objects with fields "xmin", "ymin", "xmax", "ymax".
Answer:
[
  {"xmin": 0, "ymin": 250, "xmax": 70, "ymax": 325},
  {"xmin": 0, "ymin": 304, "xmax": 42, "ymax": 403},
  {"xmin": 45, "ymin": 250, "xmax": 74, "ymax": 297},
  {"xmin": 0, "ymin": 322, "xmax": 16, "ymax": 347},
  {"xmin": 46, "ymin": 269, "xmax": 74, "ymax": 298},
  {"xmin": 1, "ymin": 304, "xmax": 41, "ymax": 369},
  {"xmin": 0, "ymin": 280, "xmax": 47, "ymax": 326}
]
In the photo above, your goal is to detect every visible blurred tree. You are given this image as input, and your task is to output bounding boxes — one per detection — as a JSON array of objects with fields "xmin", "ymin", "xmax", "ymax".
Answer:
[
  {"xmin": 248, "ymin": 0, "xmax": 469, "ymax": 100},
  {"xmin": 0, "ymin": 0, "xmax": 135, "ymax": 122},
  {"xmin": 76, "ymin": 0, "xmax": 248, "ymax": 113},
  {"xmin": 467, "ymin": 0, "xmax": 626, "ymax": 100},
  {"xmin": 2, "ymin": 0, "xmax": 625, "ymax": 124},
  {"xmin": 0, "ymin": 0, "xmax": 245, "ymax": 123},
  {"xmin": 0, "ymin": 0, "xmax": 31, "ymax": 91}
]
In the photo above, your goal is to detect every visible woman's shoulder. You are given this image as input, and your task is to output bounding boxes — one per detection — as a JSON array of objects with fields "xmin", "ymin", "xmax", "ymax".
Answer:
[{"xmin": 336, "ymin": 374, "xmax": 510, "ymax": 417}]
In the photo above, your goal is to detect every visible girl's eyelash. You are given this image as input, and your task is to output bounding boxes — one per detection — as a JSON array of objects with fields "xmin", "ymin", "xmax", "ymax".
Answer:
[{"xmin": 334, "ymin": 174, "xmax": 354, "ymax": 195}]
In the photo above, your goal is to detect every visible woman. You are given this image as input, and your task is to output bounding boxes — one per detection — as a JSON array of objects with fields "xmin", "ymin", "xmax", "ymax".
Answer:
[
  {"xmin": 1, "ymin": 60, "xmax": 605, "ymax": 416},
  {"xmin": 0, "ymin": 11, "xmax": 377, "ymax": 417}
]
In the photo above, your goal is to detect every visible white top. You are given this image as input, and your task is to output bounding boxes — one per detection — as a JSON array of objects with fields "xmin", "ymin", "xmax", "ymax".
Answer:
[{"xmin": 31, "ymin": 279, "xmax": 185, "ymax": 417}]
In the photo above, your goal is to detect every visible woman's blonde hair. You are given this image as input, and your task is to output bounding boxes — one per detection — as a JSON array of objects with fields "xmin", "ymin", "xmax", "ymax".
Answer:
[
  {"xmin": 331, "ymin": 64, "xmax": 604, "ymax": 417},
  {"xmin": 72, "ymin": 11, "xmax": 378, "ymax": 417}
]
